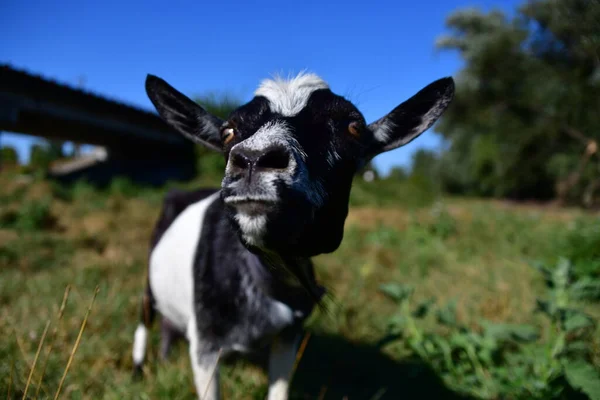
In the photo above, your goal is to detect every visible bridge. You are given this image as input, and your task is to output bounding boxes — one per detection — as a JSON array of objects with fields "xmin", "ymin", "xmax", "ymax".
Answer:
[{"xmin": 0, "ymin": 64, "xmax": 196, "ymax": 185}]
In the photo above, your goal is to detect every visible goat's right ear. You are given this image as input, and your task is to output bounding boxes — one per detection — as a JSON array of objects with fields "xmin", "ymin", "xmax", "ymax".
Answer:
[{"xmin": 145, "ymin": 74, "xmax": 224, "ymax": 151}]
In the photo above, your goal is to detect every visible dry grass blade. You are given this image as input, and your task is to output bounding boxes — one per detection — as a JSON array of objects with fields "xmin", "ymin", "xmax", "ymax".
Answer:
[
  {"xmin": 369, "ymin": 387, "xmax": 388, "ymax": 400},
  {"xmin": 34, "ymin": 285, "xmax": 71, "ymax": 400},
  {"xmin": 8, "ymin": 358, "xmax": 15, "ymax": 400},
  {"xmin": 53, "ymin": 285, "xmax": 99, "ymax": 400},
  {"xmin": 290, "ymin": 332, "xmax": 311, "ymax": 380},
  {"xmin": 317, "ymin": 385, "xmax": 328, "ymax": 400},
  {"xmin": 22, "ymin": 320, "xmax": 51, "ymax": 399},
  {"xmin": 15, "ymin": 332, "xmax": 34, "ymax": 372},
  {"xmin": 201, "ymin": 348, "xmax": 223, "ymax": 400}
]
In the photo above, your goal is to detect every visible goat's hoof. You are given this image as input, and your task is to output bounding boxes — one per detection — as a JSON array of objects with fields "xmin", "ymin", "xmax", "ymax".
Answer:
[{"xmin": 132, "ymin": 365, "xmax": 143, "ymax": 381}]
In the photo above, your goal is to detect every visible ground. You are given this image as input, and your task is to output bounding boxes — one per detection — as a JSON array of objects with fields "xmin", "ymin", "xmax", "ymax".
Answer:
[{"xmin": 1, "ymin": 173, "xmax": 599, "ymax": 399}]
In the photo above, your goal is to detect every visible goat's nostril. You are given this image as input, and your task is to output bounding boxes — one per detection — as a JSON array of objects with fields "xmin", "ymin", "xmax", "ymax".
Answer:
[
  {"xmin": 232, "ymin": 152, "xmax": 250, "ymax": 170},
  {"xmin": 256, "ymin": 147, "xmax": 290, "ymax": 170}
]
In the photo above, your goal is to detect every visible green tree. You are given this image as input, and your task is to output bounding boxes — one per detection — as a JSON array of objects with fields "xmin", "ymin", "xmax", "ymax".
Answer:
[
  {"xmin": 388, "ymin": 166, "xmax": 408, "ymax": 181},
  {"xmin": 407, "ymin": 149, "xmax": 443, "ymax": 196},
  {"xmin": 1, "ymin": 146, "xmax": 19, "ymax": 166},
  {"xmin": 29, "ymin": 140, "xmax": 65, "ymax": 171},
  {"xmin": 435, "ymin": 0, "xmax": 600, "ymax": 206},
  {"xmin": 410, "ymin": 149, "xmax": 440, "ymax": 181}
]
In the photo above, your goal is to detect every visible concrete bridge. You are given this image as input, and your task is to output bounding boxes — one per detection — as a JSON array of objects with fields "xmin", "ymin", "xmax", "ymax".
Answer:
[{"xmin": 0, "ymin": 64, "xmax": 196, "ymax": 185}]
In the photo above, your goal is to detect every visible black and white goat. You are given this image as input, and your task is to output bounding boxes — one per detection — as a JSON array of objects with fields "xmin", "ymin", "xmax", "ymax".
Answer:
[{"xmin": 132, "ymin": 72, "xmax": 454, "ymax": 399}]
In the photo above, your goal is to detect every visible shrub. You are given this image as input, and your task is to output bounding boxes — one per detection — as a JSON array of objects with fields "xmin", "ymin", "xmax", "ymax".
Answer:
[
  {"xmin": 378, "ymin": 258, "xmax": 600, "ymax": 400},
  {"xmin": 0, "ymin": 197, "xmax": 56, "ymax": 232}
]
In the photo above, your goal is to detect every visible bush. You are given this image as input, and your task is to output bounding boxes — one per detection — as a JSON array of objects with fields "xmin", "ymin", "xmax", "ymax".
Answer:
[
  {"xmin": 560, "ymin": 218, "xmax": 600, "ymax": 279},
  {"xmin": 379, "ymin": 257, "xmax": 600, "ymax": 400},
  {"xmin": 108, "ymin": 176, "xmax": 143, "ymax": 197},
  {"xmin": 1, "ymin": 146, "xmax": 19, "ymax": 166},
  {"xmin": 349, "ymin": 176, "xmax": 440, "ymax": 209},
  {"xmin": 0, "ymin": 196, "xmax": 56, "ymax": 232}
]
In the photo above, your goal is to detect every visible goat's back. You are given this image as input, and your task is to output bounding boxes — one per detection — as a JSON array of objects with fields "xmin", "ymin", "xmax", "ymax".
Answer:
[{"xmin": 150, "ymin": 187, "xmax": 220, "ymax": 252}]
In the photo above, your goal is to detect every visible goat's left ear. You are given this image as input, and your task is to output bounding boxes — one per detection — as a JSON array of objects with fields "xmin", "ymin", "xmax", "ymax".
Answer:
[
  {"xmin": 367, "ymin": 77, "xmax": 454, "ymax": 156},
  {"xmin": 145, "ymin": 74, "xmax": 224, "ymax": 152}
]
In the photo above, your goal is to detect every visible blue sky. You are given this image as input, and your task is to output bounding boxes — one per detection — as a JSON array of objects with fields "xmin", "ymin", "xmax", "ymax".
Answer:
[{"xmin": 1, "ymin": 0, "xmax": 521, "ymax": 175}]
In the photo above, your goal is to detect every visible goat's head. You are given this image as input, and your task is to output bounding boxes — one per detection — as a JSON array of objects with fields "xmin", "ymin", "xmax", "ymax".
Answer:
[{"xmin": 146, "ymin": 72, "xmax": 454, "ymax": 257}]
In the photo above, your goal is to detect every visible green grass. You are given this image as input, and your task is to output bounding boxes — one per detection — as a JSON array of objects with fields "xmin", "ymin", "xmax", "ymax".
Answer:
[{"xmin": 1, "ymin": 173, "xmax": 599, "ymax": 399}]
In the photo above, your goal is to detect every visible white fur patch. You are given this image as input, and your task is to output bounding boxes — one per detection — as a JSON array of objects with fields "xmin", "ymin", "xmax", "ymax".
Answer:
[
  {"xmin": 149, "ymin": 191, "xmax": 220, "ymax": 333},
  {"xmin": 235, "ymin": 213, "xmax": 268, "ymax": 246},
  {"xmin": 255, "ymin": 72, "xmax": 329, "ymax": 117},
  {"xmin": 187, "ymin": 319, "xmax": 221, "ymax": 400},
  {"xmin": 268, "ymin": 378, "xmax": 290, "ymax": 400},
  {"xmin": 326, "ymin": 147, "xmax": 342, "ymax": 167},
  {"xmin": 233, "ymin": 120, "xmax": 306, "ymax": 161},
  {"xmin": 132, "ymin": 324, "xmax": 147, "ymax": 366},
  {"xmin": 224, "ymin": 194, "xmax": 279, "ymax": 204},
  {"xmin": 373, "ymin": 120, "xmax": 395, "ymax": 143},
  {"xmin": 272, "ymin": 300, "xmax": 294, "ymax": 325}
]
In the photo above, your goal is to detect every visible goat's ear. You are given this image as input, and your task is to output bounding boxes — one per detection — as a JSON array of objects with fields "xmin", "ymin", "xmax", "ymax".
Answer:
[
  {"xmin": 145, "ymin": 74, "xmax": 224, "ymax": 152},
  {"xmin": 366, "ymin": 77, "xmax": 454, "ymax": 156}
]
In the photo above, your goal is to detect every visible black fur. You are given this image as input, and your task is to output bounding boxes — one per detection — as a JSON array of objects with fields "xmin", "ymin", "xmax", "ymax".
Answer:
[
  {"xmin": 192, "ymin": 196, "xmax": 323, "ymax": 353},
  {"xmin": 219, "ymin": 89, "xmax": 370, "ymax": 258},
  {"xmin": 142, "ymin": 188, "xmax": 324, "ymax": 357}
]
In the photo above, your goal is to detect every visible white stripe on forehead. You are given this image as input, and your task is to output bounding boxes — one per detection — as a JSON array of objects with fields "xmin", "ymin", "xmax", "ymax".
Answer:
[
  {"xmin": 254, "ymin": 72, "xmax": 329, "ymax": 117},
  {"xmin": 233, "ymin": 120, "xmax": 307, "ymax": 160}
]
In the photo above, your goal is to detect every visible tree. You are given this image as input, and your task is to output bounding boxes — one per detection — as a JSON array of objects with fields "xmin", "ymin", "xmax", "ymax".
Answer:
[
  {"xmin": 411, "ymin": 149, "xmax": 441, "ymax": 181},
  {"xmin": 435, "ymin": 0, "xmax": 600, "ymax": 206},
  {"xmin": 29, "ymin": 140, "xmax": 65, "ymax": 171},
  {"xmin": 1, "ymin": 146, "xmax": 19, "ymax": 167},
  {"xmin": 388, "ymin": 166, "xmax": 408, "ymax": 181}
]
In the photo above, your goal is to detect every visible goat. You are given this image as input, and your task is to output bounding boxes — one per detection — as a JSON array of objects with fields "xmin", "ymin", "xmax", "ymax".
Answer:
[{"xmin": 132, "ymin": 72, "xmax": 454, "ymax": 400}]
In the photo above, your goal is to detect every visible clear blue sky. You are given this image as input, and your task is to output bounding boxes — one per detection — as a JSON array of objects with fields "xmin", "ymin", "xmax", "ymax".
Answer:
[{"xmin": 1, "ymin": 0, "xmax": 520, "ymax": 175}]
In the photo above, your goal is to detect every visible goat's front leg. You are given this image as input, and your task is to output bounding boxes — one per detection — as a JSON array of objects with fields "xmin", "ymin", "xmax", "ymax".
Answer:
[
  {"xmin": 267, "ymin": 331, "xmax": 300, "ymax": 400},
  {"xmin": 188, "ymin": 321, "xmax": 220, "ymax": 400}
]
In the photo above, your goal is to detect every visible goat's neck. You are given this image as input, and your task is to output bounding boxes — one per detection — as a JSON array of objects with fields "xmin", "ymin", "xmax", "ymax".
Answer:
[
  {"xmin": 256, "ymin": 249, "xmax": 307, "ymax": 284},
  {"xmin": 253, "ymin": 248, "xmax": 322, "ymax": 303}
]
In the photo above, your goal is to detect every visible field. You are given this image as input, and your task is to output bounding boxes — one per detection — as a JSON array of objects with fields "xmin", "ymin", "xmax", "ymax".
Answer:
[{"xmin": 1, "ymin": 172, "xmax": 599, "ymax": 400}]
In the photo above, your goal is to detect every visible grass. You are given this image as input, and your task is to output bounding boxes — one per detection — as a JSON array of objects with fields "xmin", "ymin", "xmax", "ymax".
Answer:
[{"xmin": 0, "ymin": 172, "xmax": 599, "ymax": 399}]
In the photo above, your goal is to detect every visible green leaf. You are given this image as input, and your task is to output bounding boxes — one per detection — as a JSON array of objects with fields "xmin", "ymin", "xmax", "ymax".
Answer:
[
  {"xmin": 564, "ymin": 312, "xmax": 595, "ymax": 332},
  {"xmin": 530, "ymin": 260, "xmax": 555, "ymax": 288},
  {"xmin": 535, "ymin": 299, "xmax": 556, "ymax": 318},
  {"xmin": 379, "ymin": 283, "xmax": 414, "ymax": 302},
  {"xmin": 564, "ymin": 360, "xmax": 600, "ymax": 400},
  {"xmin": 387, "ymin": 314, "xmax": 407, "ymax": 331},
  {"xmin": 570, "ymin": 277, "xmax": 600, "ymax": 301},
  {"xmin": 553, "ymin": 257, "xmax": 572, "ymax": 291},
  {"xmin": 412, "ymin": 297, "xmax": 436, "ymax": 318},
  {"xmin": 565, "ymin": 341, "xmax": 590, "ymax": 357},
  {"xmin": 449, "ymin": 332, "xmax": 470, "ymax": 348},
  {"xmin": 437, "ymin": 299, "xmax": 458, "ymax": 327},
  {"xmin": 481, "ymin": 320, "xmax": 539, "ymax": 343}
]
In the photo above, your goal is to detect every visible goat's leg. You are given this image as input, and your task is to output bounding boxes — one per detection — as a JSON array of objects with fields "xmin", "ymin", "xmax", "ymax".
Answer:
[
  {"xmin": 267, "ymin": 331, "xmax": 301, "ymax": 400},
  {"xmin": 188, "ymin": 320, "xmax": 220, "ymax": 400},
  {"xmin": 159, "ymin": 317, "xmax": 178, "ymax": 361},
  {"xmin": 132, "ymin": 284, "xmax": 155, "ymax": 378}
]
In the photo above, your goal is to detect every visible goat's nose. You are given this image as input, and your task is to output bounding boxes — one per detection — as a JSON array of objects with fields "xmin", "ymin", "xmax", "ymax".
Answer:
[
  {"xmin": 230, "ymin": 145, "xmax": 291, "ymax": 173},
  {"xmin": 255, "ymin": 145, "xmax": 291, "ymax": 170}
]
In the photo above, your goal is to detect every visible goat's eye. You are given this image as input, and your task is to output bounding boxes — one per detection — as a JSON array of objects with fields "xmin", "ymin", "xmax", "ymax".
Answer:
[
  {"xmin": 348, "ymin": 121, "xmax": 361, "ymax": 138},
  {"xmin": 222, "ymin": 128, "xmax": 235, "ymax": 145}
]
